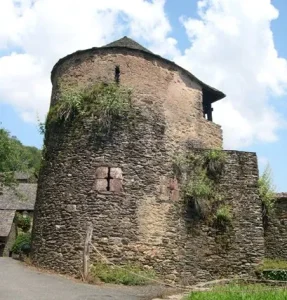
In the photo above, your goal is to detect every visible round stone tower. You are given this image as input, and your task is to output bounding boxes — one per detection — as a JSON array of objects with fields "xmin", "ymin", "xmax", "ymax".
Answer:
[{"xmin": 31, "ymin": 37, "xmax": 225, "ymax": 281}]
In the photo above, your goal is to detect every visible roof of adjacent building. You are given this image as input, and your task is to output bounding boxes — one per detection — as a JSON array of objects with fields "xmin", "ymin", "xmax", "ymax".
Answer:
[
  {"xmin": 0, "ymin": 183, "xmax": 36, "ymax": 210},
  {"xmin": 0, "ymin": 210, "xmax": 15, "ymax": 237},
  {"xmin": 51, "ymin": 36, "xmax": 226, "ymax": 103}
]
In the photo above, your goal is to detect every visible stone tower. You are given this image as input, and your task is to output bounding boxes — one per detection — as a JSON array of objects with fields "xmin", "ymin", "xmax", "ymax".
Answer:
[{"xmin": 31, "ymin": 37, "xmax": 264, "ymax": 283}]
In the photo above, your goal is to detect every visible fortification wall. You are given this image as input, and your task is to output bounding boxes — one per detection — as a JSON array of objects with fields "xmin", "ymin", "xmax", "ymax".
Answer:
[{"xmin": 265, "ymin": 194, "xmax": 287, "ymax": 259}]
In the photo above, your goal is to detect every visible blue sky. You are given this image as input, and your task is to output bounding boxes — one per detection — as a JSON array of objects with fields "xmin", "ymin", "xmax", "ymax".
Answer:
[{"xmin": 0, "ymin": 0, "xmax": 286, "ymax": 191}]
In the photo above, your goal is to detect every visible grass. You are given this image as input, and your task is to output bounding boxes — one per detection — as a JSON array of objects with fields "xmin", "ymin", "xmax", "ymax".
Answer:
[
  {"xmin": 90, "ymin": 262, "xmax": 156, "ymax": 285},
  {"xmin": 258, "ymin": 259, "xmax": 287, "ymax": 270},
  {"xmin": 185, "ymin": 284, "xmax": 287, "ymax": 300}
]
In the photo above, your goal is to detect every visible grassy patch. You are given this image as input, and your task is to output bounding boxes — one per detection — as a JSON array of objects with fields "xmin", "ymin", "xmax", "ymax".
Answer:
[
  {"xmin": 90, "ymin": 262, "xmax": 156, "ymax": 285},
  {"xmin": 47, "ymin": 83, "xmax": 134, "ymax": 130},
  {"xmin": 186, "ymin": 284, "xmax": 287, "ymax": 300},
  {"xmin": 260, "ymin": 259, "xmax": 287, "ymax": 270}
]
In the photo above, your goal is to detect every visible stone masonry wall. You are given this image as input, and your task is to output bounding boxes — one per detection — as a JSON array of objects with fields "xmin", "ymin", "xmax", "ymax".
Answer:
[
  {"xmin": 265, "ymin": 194, "xmax": 287, "ymax": 259},
  {"xmin": 51, "ymin": 48, "xmax": 222, "ymax": 150},
  {"xmin": 32, "ymin": 117, "xmax": 264, "ymax": 283},
  {"xmin": 158, "ymin": 150, "xmax": 264, "ymax": 283}
]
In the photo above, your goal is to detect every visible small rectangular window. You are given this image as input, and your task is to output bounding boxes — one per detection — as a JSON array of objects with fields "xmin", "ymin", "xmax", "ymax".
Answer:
[{"xmin": 94, "ymin": 167, "xmax": 123, "ymax": 193}]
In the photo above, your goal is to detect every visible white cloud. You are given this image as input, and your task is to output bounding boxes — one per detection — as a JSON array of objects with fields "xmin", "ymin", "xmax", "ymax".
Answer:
[
  {"xmin": 1, "ymin": 0, "xmax": 286, "ymax": 150},
  {"xmin": 175, "ymin": 0, "xmax": 287, "ymax": 149},
  {"xmin": 0, "ymin": 0, "xmax": 177, "ymax": 121}
]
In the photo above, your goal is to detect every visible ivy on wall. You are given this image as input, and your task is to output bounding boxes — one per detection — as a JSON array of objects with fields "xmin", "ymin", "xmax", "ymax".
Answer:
[{"xmin": 173, "ymin": 149, "xmax": 231, "ymax": 229}]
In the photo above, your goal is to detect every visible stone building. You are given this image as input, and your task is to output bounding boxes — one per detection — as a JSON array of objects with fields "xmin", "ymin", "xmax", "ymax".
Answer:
[
  {"xmin": 0, "ymin": 172, "xmax": 36, "ymax": 256},
  {"xmin": 31, "ymin": 37, "xmax": 264, "ymax": 283}
]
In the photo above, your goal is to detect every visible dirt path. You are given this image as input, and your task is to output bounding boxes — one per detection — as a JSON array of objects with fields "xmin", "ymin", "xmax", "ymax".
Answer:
[{"xmin": 0, "ymin": 258, "xmax": 178, "ymax": 300}]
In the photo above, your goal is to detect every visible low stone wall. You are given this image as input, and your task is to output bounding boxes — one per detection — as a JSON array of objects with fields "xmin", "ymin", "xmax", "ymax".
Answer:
[{"xmin": 265, "ymin": 193, "xmax": 287, "ymax": 260}]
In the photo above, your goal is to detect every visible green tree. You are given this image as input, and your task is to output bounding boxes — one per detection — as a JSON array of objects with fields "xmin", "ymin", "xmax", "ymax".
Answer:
[{"xmin": 0, "ymin": 125, "xmax": 42, "ymax": 185}]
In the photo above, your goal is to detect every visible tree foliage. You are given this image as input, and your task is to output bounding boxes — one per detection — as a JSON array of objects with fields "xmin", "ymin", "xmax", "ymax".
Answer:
[{"xmin": 0, "ymin": 125, "xmax": 42, "ymax": 185}]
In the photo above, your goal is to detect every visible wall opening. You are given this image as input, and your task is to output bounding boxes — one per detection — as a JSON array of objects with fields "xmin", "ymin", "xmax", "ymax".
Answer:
[
  {"xmin": 115, "ymin": 66, "xmax": 120, "ymax": 84},
  {"xmin": 203, "ymin": 94, "xmax": 213, "ymax": 121}
]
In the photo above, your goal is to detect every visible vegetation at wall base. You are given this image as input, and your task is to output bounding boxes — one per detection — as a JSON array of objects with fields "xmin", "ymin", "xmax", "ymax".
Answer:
[
  {"xmin": 90, "ymin": 262, "xmax": 156, "ymax": 285},
  {"xmin": 12, "ymin": 232, "xmax": 31, "ymax": 254},
  {"xmin": 256, "ymin": 259, "xmax": 287, "ymax": 281},
  {"xmin": 262, "ymin": 270, "xmax": 287, "ymax": 281},
  {"xmin": 185, "ymin": 284, "xmax": 287, "ymax": 300},
  {"xmin": 259, "ymin": 258, "xmax": 287, "ymax": 270}
]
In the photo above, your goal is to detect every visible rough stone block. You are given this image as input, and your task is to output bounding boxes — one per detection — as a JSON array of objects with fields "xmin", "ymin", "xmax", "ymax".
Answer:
[
  {"xmin": 110, "ymin": 168, "xmax": 123, "ymax": 179},
  {"xmin": 95, "ymin": 167, "xmax": 108, "ymax": 179},
  {"xmin": 94, "ymin": 179, "xmax": 108, "ymax": 191},
  {"xmin": 110, "ymin": 179, "xmax": 123, "ymax": 192}
]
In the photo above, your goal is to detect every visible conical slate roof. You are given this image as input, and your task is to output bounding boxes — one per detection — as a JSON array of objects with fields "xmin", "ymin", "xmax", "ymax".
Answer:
[
  {"xmin": 104, "ymin": 36, "xmax": 153, "ymax": 54},
  {"xmin": 51, "ymin": 36, "xmax": 225, "ymax": 102}
]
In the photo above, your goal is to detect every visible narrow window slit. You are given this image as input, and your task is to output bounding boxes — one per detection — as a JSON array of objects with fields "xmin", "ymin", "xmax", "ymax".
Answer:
[{"xmin": 115, "ymin": 66, "xmax": 120, "ymax": 84}]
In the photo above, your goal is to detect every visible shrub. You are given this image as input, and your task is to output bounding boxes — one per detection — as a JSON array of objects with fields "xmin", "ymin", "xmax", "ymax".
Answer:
[
  {"xmin": 262, "ymin": 270, "xmax": 287, "ymax": 281},
  {"xmin": 90, "ymin": 262, "xmax": 155, "ymax": 285},
  {"xmin": 12, "ymin": 232, "xmax": 31, "ymax": 254}
]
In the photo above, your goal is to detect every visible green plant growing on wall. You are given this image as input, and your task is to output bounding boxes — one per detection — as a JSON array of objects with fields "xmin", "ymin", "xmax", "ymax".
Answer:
[
  {"xmin": 215, "ymin": 205, "xmax": 232, "ymax": 228},
  {"xmin": 46, "ymin": 82, "xmax": 134, "ymax": 132},
  {"xmin": 204, "ymin": 150, "xmax": 227, "ymax": 180},
  {"xmin": 258, "ymin": 164, "xmax": 276, "ymax": 228},
  {"xmin": 49, "ymin": 88, "xmax": 84, "ymax": 123},
  {"xmin": 173, "ymin": 149, "xmax": 230, "ymax": 227}
]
